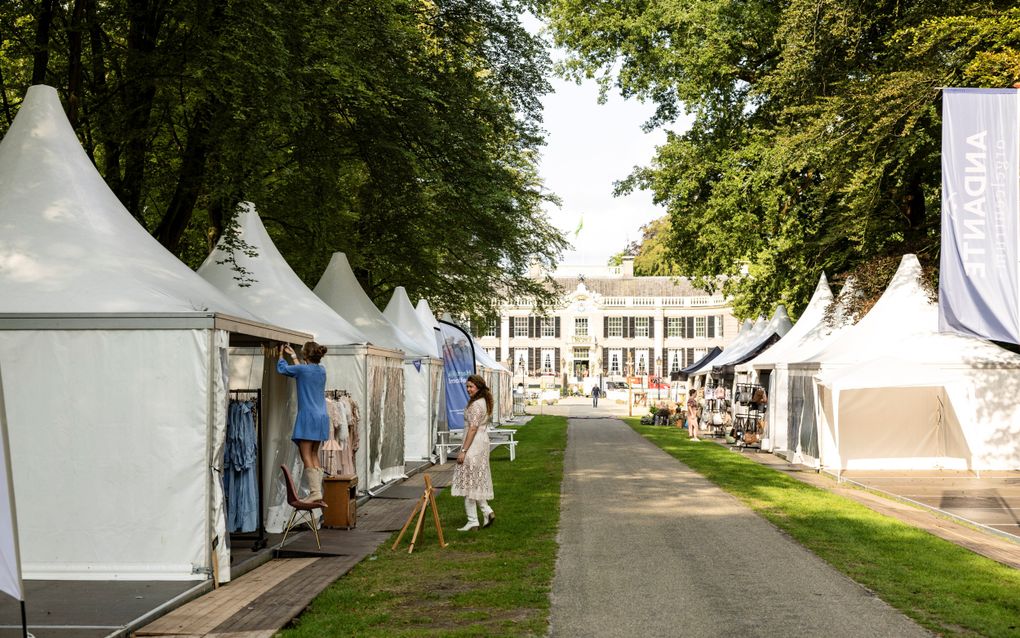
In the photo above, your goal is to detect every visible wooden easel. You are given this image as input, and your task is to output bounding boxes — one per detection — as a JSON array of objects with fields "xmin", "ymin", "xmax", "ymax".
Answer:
[{"xmin": 392, "ymin": 474, "xmax": 448, "ymax": 553}]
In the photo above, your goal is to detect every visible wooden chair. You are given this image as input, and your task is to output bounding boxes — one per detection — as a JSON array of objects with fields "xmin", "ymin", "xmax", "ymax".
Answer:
[{"xmin": 279, "ymin": 465, "xmax": 323, "ymax": 549}]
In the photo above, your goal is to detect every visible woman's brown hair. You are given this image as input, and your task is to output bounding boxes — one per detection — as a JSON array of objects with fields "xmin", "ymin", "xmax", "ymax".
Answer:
[
  {"xmin": 302, "ymin": 341, "xmax": 328, "ymax": 363},
  {"xmin": 466, "ymin": 374, "xmax": 493, "ymax": 416}
]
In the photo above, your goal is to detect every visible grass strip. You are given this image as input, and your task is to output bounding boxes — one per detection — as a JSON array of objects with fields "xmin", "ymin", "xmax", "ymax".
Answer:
[
  {"xmin": 279, "ymin": 415, "xmax": 568, "ymax": 637},
  {"xmin": 626, "ymin": 419, "xmax": 1020, "ymax": 638}
]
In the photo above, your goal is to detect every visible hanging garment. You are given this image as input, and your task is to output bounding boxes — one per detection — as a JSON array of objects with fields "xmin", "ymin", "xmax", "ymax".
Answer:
[
  {"xmin": 338, "ymin": 396, "xmax": 360, "ymax": 477},
  {"xmin": 224, "ymin": 400, "xmax": 259, "ymax": 533},
  {"xmin": 320, "ymin": 397, "xmax": 343, "ymax": 475}
]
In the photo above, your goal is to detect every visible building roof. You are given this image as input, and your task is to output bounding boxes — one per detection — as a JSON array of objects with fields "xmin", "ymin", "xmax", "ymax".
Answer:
[{"xmin": 551, "ymin": 275, "xmax": 712, "ymax": 298}]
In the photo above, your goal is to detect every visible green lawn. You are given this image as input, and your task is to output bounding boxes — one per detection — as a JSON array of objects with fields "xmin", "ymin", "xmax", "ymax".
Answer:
[
  {"xmin": 627, "ymin": 419, "xmax": 1020, "ymax": 638},
  {"xmin": 278, "ymin": 415, "xmax": 568, "ymax": 637}
]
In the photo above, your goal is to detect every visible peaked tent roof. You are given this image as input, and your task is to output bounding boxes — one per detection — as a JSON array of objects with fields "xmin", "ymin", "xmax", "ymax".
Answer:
[
  {"xmin": 314, "ymin": 253, "xmax": 427, "ymax": 356},
  {"xmin": 704, "ymin": 316, "xmax": 768, "ymax": 371},
  {"xmin": 681, "ymin": 318, "xmax": 754, "ymax": 377},
  {"xmin": 747, "ymin": 274, "xmax": 834, "ymax": 369},
  {"xmin": 797, "ymin": 254, "xmax": 937, "ymax": 368},
  {"xmin": 198, "ymin": 203, "xmax": 367, "ymax": 345},
  {"xmin": 383, "ymin": 287, "xmax": 441, "ymax": 358},
  {"xmin": 678, "ymin": 346, "xmax": 722, "ymax": 379},
  {"xmin": 416, "ymin": 299, "xmax": 439, "ymax": 330},
  {"xmin": 0, "ymin": 85, "xmax": 281, "ymax": 327}
]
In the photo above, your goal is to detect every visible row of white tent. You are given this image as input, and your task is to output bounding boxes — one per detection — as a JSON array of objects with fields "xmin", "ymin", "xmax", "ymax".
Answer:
[
  {"xmin": 0, "ymin": 85, "xmax": 511, "ymax": 583},
  {"xmin": 692, "ymin": 254, "xmax": 1020, "ymax": 475}
]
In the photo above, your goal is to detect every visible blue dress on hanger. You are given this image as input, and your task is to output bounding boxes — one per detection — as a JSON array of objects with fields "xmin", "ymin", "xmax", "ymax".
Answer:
[{"xmin": 276, "ymin": 359, "xmax": 330, "ymax": 442}]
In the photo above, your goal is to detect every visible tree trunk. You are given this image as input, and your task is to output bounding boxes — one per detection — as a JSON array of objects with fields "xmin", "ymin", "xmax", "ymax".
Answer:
[
  {"xmin": 66, "ymin": 0, "xmax": 88, "ymax": 127},
  {"xmin": 31, "ymin": 0, "xmax": 55, "ymax": 85},
  {"xmin": 0, "ymin": 24, "xmax": 13, "ymax": 125},
  {"xmin": 119, "ymin": 0, "xmax": 165, "ymax": 223},
  {"xmin": 87, "ymin": 0, "xmax": 123, "ymax": 194},
  {"xmin": 154, "ymin": 102, "xmax": 216, "ymax": 252}
]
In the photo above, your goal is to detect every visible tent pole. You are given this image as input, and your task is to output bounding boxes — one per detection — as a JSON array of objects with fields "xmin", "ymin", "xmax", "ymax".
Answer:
[{"xmin": 20, "ymin": 599, "xmax": 26, "ymax": 638}]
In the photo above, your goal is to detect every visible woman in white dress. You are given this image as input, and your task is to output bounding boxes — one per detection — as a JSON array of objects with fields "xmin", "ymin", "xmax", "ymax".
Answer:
[{"xmin": 451, "ymin": 374, "xmax": 495, "ymax": 531}]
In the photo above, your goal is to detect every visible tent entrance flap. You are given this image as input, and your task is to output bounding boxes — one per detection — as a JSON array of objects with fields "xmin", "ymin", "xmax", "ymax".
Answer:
[{"xmin": 838, "ymin": 386, "xmax": 971, "ymax": 471}]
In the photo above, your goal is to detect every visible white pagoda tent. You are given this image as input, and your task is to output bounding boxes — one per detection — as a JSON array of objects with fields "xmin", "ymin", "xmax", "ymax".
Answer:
[
  {"xmin": 0, "ymin": 86, "xmax": 307, "ymax": 581},
  {"xmin": 383, "ymin": 286, "xmax": 444, "ymax": 461},
  {"xmin": 744, "ymin": 274, "xmax": 834, "ymax": 454},
  {"xmin": 314, "ymin": 253, "xmax": 420, "ymax": 482},
  {"xmin": 198, "ymin": 204, "xmax": 404, "ymax": 510}
]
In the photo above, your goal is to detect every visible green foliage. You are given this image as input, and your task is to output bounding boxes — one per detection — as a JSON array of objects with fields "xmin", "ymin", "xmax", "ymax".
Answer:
[
  {"xmin": 628, "ymin": 420, "xmax": 1020, "ymax": 637},
  {"xmin": 279, "ymin": 415, "xmax": 568, "ymax": 637},
  {"xmin": 0, "ymin": 0, "xmax": 568, "ymax": 314},
  {"xmin": 544, "ymin": 1, "xmax": 1020, "ymax": 318}
]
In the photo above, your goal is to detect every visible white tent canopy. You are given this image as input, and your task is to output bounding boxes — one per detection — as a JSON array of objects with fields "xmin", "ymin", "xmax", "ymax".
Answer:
[
  {"xmin": 198, "ymin": 203, "xmax": 367, "ymax": 345},
  {"xmin": 315, "ymin": 253, "xmax": 427, "ymax": 356},
  {"xmin": 685, "ymin": 319, "xmax": 754, "ymax": 381},
  {"xmin": 198, "ymin": 205, "xmax": 406, "ymax": 497},
  {"xmin": 382, "ymin": 287, "xmax": 444, "ymax": 460},
  {"xmin": 742, "ymin": 275, "xmax": 834, "ymax": 454},
  {"xmin": 384, "ymin": 287, "xmax": 441, "ymax": 359},
  {"xmin": 713, "ymin": 306, "xmax": 792, "ymax": 373},
  {"xmin": 0, "ymin": 85, "xmax": 306, "ymax": 581},
  {"xmin": 818, "ymin": 331, "xmax": 1020, "ymax": 472}
]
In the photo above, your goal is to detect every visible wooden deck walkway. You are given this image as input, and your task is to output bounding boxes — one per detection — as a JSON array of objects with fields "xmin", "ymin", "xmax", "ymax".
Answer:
[{"xmin": 134, "ymin": 465, "xmax": 456, "ymax": 637}]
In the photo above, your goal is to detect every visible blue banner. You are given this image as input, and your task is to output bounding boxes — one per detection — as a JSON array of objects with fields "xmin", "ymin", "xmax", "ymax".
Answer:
[
  {"xmin": 940, "ymin": 88, "xmax": 1020, "ymax": 344},
  {"xmin": 438, "ymin": 321, "xmax": 476, "ymax": 430}
]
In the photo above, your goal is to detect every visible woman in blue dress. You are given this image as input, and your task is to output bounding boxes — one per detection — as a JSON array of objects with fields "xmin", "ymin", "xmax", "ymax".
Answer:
[{"xmin": 277, "ymin": 342, "xmax": 330, "ymax": 504}]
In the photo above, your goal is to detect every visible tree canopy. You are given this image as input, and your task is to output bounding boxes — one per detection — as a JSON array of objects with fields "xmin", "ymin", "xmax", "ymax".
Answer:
[
  {"xmin": 0, "ymin": 0, "xmax": 568, "ymax": 315},
  {"xmin": 544, "ymin": 0, "xmax": 1020, "ymax": 318}
]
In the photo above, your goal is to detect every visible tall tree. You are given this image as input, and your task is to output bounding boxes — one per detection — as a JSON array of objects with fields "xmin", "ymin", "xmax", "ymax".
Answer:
[{"xmin": 545, "ymin": 1, "xmax": 1020, "ymax": 317}]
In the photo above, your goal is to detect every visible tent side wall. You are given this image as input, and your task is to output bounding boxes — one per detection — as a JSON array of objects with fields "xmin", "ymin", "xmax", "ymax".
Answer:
[{"xmin": 1, "ymin": 329, "xmax": 220, "ymax": 580}]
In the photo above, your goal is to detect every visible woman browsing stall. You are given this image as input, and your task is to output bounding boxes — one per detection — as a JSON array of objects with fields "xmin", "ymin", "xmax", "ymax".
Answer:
[
  {"xmin": 451, "ymin": 374, "xmax": 496, "ymax": 532},
  {"xmin": 277, "ymin": 342, "xmax": 330, "ymax": 505}
]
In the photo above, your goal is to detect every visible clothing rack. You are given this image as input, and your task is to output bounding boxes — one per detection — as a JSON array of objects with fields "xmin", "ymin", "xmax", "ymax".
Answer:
[{"xmin": 228, "ymin": 389, "xmax": 267, "ymax": 551}]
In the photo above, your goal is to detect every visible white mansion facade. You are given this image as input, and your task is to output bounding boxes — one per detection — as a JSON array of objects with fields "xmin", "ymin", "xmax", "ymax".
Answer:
[{"xmin": 475, "ymin": 257, "xmax": 739, "ymax": 386}]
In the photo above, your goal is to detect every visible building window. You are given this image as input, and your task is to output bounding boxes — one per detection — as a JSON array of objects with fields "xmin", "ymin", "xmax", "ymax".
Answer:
[
  {"xmin": 514, "ymin": 316, "xmax": 528, "ymax": 337},
  {"xmin": 608, "ymin": 316, "xmax": 623, "ymax": 337},
  {"xmin": 575, "ymin": 317, "xmax": 588, "ymax": 337},
  {"xmin": 716, "ymin": 315, "xmax": 724, "ymax": 338},
  {"xmin": 668, "ymin": 349, "xmax": 681, "ymax": 373},
  {"xmin": 666, "ymin": 317, "xmax": 682, "ymax": 338},
  {"xmin": 609, "ymin": 349, "xmax": 622, "ymax": 374},
  {"xmin": 515, "ymin": 352, "xmax": 527, "ymax": 372},
  {"xmin": 483, "ymin": 320, "xmax": 497, "ymax": 338},
  {"xmin": 635, "ymin": 350, "xmax": 648, "ymax": 375},
  {"xmin": 542, "ymin": 317, "xmax": 556, "ymax": 338},
  {"xmin": 693, "ymin": 348, "xmax": 707, "ymax": 364},
  {"xmin": 542, "ymin": 349, "xmax": 554, "ymax": 373},
  {"xmin": 634, "ymin": 317, "xmax": 649, "ymax": 338},
  {"xmin": 573, "ymin": 347, "xmax": 589, "ymax": 360},
  {"xmin": 695, "ymin": 317, "xmax": 707, "ymax": 338}
]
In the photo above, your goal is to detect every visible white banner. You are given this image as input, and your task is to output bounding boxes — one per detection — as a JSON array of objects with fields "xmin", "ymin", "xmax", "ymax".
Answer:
[
  {"xmin": 940, "ymin": 88, "xmax": 1020, "ymax": 343},
  {"xmin": 0, "ymin": 365, "xmax": 24, "ymax": 601}
]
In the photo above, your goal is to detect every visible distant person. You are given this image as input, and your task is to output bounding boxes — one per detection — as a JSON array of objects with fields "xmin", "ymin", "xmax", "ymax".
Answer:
[
  {"xmin": 452, "ymin": 374, "xmax": 496, "ymax": 531},
  {"xmin": 277, "ymin": 342, "xmax": 330, "ymax": 504},
  {"xmin": 686, "ymin": 389, "xmax": 701, "ymax": 441},
  {"xmin": 591, "ymin": 384, "xmax": 601, "ymax": 407}
]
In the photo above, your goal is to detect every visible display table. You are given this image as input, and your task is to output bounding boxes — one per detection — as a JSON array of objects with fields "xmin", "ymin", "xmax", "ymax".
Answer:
[{"xmin": 322, "ymin": 474, "xmax": 357, "ymax": 529}]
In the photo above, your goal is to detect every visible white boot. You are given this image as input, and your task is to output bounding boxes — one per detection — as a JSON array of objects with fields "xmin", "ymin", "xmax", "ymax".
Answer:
[
  {"xmin": 459, "ymin": 498, "xmax": 479, "ymax": 531},
  {"xmin": 479, "ymin": 500, "xmax": 495, "ymax": 528},
  {"xmin": 305, "ymin": 467, "xmax": 326, "ymax": 504}
]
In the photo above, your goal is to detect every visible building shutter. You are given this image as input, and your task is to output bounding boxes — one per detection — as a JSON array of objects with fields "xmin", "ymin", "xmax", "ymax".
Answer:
[
  {"xmin": 527, "ymin": 348, "xmax": 534, "ymax": 374},
  {"xmin": 495, "ymin": 320, "xmax": 501, "ymax": 338},
  {"xmin": 602, "ymin": 355, "xmax": 609, "ymax": 374},
  {"xmin": 629, "ymin": 317, "xmax": 636, "ymax": 338},
  {"xmin": 687, "ymin": 317, "xmax": 695, "ymax": 338},
  {"xmin": 622, "ymin": 317, "xmax": 629, "ymax": 339},
  {"xmin": 554, "ymin": 316, "xmax": 561, "ymax": 338},
  {"xmin": 707, "ymin": 317, "xmax": 715, "ymax": 338},
  {"xmin": 554, "ymin": 347, "xmax": 560, "ymax": 373},
  {"xmin": 528, "ymin": 317, "xmax": 536, "ymax": 338},
  {"xmin": 649, "ymin": 348, "xmax": 655, "ymax": 374},
  {"xmin": 604, "ymin": 316, "xmax": 609, "ymax": 338},
  {"xmin": 508, "ymin": 347, "xmax": 514, "ymax": 369},
  {"xmin": 494, "ymin": 349, "xmax": 501, "ymax": 362},
  {"xmin": 648, "ymin": 316, "xmax": 655, "ymax": 338}
]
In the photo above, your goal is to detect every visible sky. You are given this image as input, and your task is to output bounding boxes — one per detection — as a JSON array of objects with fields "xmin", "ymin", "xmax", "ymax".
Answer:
[{"xmin": 537, "ymin": 76, "xmax": 671, "ymax": 268}]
